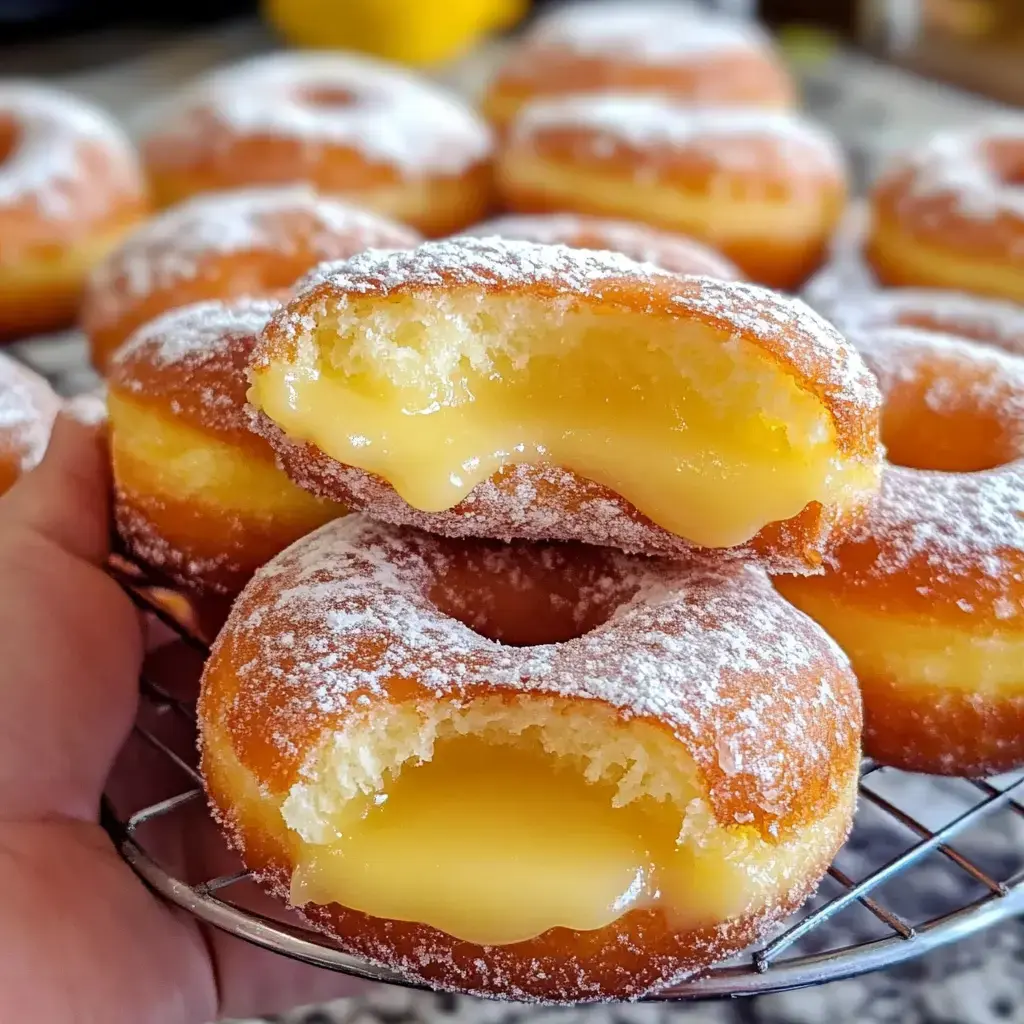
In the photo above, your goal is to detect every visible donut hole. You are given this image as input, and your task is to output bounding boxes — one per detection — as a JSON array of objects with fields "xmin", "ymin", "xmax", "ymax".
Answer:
[
  {"xmin": 0, "ymin": 117, "xmax": 19, "ymax": 169},
  {"xmin": 880, "ymin": 361, "xmax": 1021, "ymax": 473},
  {"xmin": 300, "ymin": 86, "xmax": 358, "ymax": 110},
  {"xmin": 986, "ymin": 138, "xmax": 1024, "ymax": 189},
  {"xmin": 428, "ymin": 541, "xmax": 638, "ymax": 646},
  {"xmin": 278, "ymin": 695, "xmax": 830, "ymax": 947}
]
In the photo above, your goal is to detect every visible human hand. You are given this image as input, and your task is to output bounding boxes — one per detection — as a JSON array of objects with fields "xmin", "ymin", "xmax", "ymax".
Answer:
[{"xmin": 0, "ymin": 411, "xmax": 362, "ymax": 1023}]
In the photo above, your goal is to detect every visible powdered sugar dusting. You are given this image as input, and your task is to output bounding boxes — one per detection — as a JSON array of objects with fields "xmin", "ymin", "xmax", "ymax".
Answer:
[
  {"xmin": 148, "ymin": 52, "xmax": 492, "ymax": 176},
  {"xmin": 282, "ymin": 235, "xmax": 665, "ymax": 302},
  {"xmin": 896, "ymin": 120, "xmax": 1024, "ymax": 221},
  {"xmin": 461, "ymin": 213, "xmax": 741, "ymax": 278},
  {"xmin": 87, "ymin": 185, "xmax": 420, "ymax": 304},
  {"xmin": 843, "ymin": 328, "xmax": 1024, "ymax": 592},
  {"xmin": 0, "ymin": 82, "xmax": 143, "ymax": 222},
  {"xmin": 114, "ymin": 297, "xmax": 278, "ymax": 372},
  {"xmin": 221, "ymin": 515, "xmax": 859, "ymax": 833},
  {"xmin": 510, "ymin": 97, "xmax": 844, "ymax": 177},
  {"xmin": 0, "ymin": 352, "xmax": 58, "ymax": 476},
  {"xmin": 527, "ymin": 0, "xmax": 769, "ymax": 62},
  {"xmin": 826, "ymin": 289, "xmax": 1024, "ymax": 355}
]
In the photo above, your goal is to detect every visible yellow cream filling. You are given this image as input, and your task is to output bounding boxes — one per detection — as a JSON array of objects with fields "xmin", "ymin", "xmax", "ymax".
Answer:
[
  {"xmin": 276, "ymin": 699, "xmax": 855, "ymax": 947},
  {"xmin": 251, "ymin": 297, "xmax": 864, "ymax": 549},
  {"xmin": 777, "ymin": 588, "xmax": 1024, "ymax": 695}
]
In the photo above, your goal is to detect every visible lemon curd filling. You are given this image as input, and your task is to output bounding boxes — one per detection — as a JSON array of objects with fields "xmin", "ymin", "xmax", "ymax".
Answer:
[
  {"xmin": 251, "ymin": 296, "xmax": 864, "ymax": 549},
  {"xmin": 277, "ymin": 701, "xmax": 853, "ymax": 946}
]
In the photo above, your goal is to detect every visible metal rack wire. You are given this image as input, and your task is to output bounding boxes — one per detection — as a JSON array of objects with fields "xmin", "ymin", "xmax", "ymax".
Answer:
[{"xmin": 101, "ymin": 563, "xmax": 1024, "ymax": 1001}]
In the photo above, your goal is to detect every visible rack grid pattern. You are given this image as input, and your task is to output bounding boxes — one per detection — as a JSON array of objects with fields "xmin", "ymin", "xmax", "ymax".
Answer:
[{"xmin": 101, "ymin": 564, "xmax": 1024, "ymax": 1001}]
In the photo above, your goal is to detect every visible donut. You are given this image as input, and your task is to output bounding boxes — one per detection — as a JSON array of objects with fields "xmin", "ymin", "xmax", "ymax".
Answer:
[
  {"xmin": 141, "ymin": 53, "xmax": 493, "ymax": 236},
  {"xmin": 246, "ymin": 237, "xmax": 883, "ymax": 574},
  {"xmin": 820, "ymin": 288, "xmax": 1024, "ymax": 354},
  {"xmin": 460, "ymin": 213, "xmax": 742, "ymax": 279},
  {"xmin": 496, "ymin": 98, "xmax": 847, "ymax": 289},
  {"xmin": 482, "ymin": 0, "xmax": 795, "ymax": 133},
  {"xmin": 199, "ymin": 515, "xmax": 862, "ymax": 1002},
  {"xmin": 107, "ymin": 298, "xmax": 344, "ymax": 598},
  {"xmin": 82, "ymin": 185, "xmax": 420, "ymax": 373},
  {"xmin": 866, "ymin": 121, "xmax": 1024, "ymax": 303},
  {"xmin": 776, "ymin": 327, "xmax": 1024, "ymax": 775},
  {"xmin": 0, "ymin": 353, "xmax": 60, "ymax": 495},
  {"xmin": 0, "ymin": 83, "xmax": 148, "ymax": 340}
]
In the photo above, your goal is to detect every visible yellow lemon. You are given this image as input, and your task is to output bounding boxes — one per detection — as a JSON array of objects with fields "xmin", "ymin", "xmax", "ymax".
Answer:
[{"xmin": 264, "ymin": 0, "xmax": 526, "ymax": 66}]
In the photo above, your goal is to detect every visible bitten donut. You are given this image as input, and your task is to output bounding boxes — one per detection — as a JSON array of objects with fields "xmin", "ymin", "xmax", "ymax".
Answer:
[
  {"xmin": 108, "ymin": 298, "xmax": 344, "ymax": 598},
  {"xmin": 821, "ymin": 289, "xmax": 1024, "ymax": 354},
  {"xmin": 82, "ymin": 186, "xmax": 420, "ymax": 373},
  {"xmin": 776, "ymin": 327, "xmax": 1024, "ymax": 776},
  {"xmin": 497, "ymin": 98, "xmax": 847, "ymax": 289},
  {"xmin": 200, "ymin": 515, "xmax": 862, "ymax": 1002},
  {"xmin": 866, "ymin": 121, "xmax": 1024, "ymax": 303},
  {"xmin": 0, "ymin": 353, "xmax": 60, "ymax": 495},
  {"xmin": 461, "ymin": 213, "xmax": 742, "ymax": 279},
  {"xmin": 0, "ymin": 83, "xmax": 148, "ymax": 339},
  {"xmin": 482, "ymin": 0, "xmax": 795, "ymax": 132},
  {"xmin": 141, "ymin": 53, "xmax": 493, "ymax": 236},
  {"xmin": 247, "ymin": 238, "xmax": 882, "ymax": 574}
]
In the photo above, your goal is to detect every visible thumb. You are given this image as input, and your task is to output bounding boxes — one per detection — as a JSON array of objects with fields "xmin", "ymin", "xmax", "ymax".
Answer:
[{"xmin": 0, "ymin": 409, "xmax": 143, "ymax": 821}]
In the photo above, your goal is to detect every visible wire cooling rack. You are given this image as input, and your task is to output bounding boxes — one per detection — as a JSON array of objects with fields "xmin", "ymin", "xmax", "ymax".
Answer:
[{"xmin": 101, "ymin": 559, "xmax": 1024, "ymax": 1001}]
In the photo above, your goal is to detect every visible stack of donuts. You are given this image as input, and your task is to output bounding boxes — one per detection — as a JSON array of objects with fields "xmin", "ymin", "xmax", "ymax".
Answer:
[{"xmin": 3, "ymin": 0, "xmax": 1024, "ymax": 1003}]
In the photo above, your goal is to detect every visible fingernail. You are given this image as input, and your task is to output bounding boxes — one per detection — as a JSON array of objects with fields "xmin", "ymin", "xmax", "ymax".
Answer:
[{"xmin": 64, "ymin": 392, "xmax": 108, "ymax": 427}]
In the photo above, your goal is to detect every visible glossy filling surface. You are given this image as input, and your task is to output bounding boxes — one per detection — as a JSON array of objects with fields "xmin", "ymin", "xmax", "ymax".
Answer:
[
  {"xmin": 252, "ymin": 297, "xmax": 859, "ymax": 548},
  {"xmin": 286, "ymin": 724, "xmax": 836, "ymax": 946}
]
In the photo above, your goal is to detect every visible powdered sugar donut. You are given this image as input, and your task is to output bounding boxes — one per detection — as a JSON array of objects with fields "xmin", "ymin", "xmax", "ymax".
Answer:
[
  {"xmin": 497, "ymin": 98, "xmax": 847, "ymax": 288},
  {"xmin": 777, "ymin": 327, "xmax": 1024, "ymax": 775},
  {"xmin": 460, "ymin": 212, "xmax": 742, "ymax": 279},
  {"xmin": 866, "ymin": 121, "xmax": 1024, "ymax": 303},
  {"xmin": 0, "ymin": 352, "xmax": 60, "ymax": 495},
  {"xmin": 483, "ymin": 0, "xmax": 795, "ymax": 132},
  {"xmin": 200, "ymin": 514, "xmax": 861, "ymax": 1002},
  {"xmin": 247, "ymin": 237, "xmax": 882, "ymax": 574},
  {"xmin": 141, "ymin": 53, "xmax": 493, "ymax": 236},
  {"xmin": 0, "ymin": 83, "xmax": 148, "ymax": 339},
  {"xmin": 823, "ymin": 289, "xmax": 1024, "ymax": 354},
  {"xmin": 82, "ymin": 186, "xmax": 420, "ymax": 372},
  {"xmin": 108, "ymin": 299, "xmax": 343, "ymax": 599}
]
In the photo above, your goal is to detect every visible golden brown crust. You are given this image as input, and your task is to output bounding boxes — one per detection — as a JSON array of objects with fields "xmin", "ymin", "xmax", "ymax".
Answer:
[
  {"xmin": 776, "ymin": 327, "xmax": 1024, "ymax": 775},
  {"xmin": 200, "ymin": 516, "xmax": 863, "ymax": 837},
  {"xmin": 199, "ymin": 516, "xmax": 861, "ymax": 999},
  {"xmin": 141, "ymin": 54, "xmax": 494, "ymax": 236},
  {"xmin": 857, "ymin": 672, "xmax": 1024, "ymax": 777},
  {"xmin": 83, "ymin": 188, "xmax": 420, "ymax": 372},
  {"xmin": 494, "ymin": 100, "xmax": 846, "ymax": 289},
  {"xmin": 866, "ymin": 127, "xmax": 1024, "ymax": 299},
  {"xmin": 108, "ymin": 299, "xmax": 342, "ymax": 596},
  {"xmin": 252, "ymin": 240, "xmax": 880, "ymax": 461},
  {"xmin": 0, "ymin": 86, "xmax": 148, "ymax": 337},
  {"xmin": 461, "ymin": 212, "xmax": 743, "ymax": 279},
  {"xmin": 0, "ymin": 353, "xmax": 60, "ymax": 495},
  {"xmin": 482, "ymin": 6, "xmax": 795, "ymax": 132}
]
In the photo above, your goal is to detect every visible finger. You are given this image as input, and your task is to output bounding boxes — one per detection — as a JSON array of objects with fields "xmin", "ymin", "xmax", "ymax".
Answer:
[
  {"xmin": 1, "ymin": 410, "xmax": 112, "ymax": 566},
  {"xmin": 0, "ymin": 412, "xmax": 142, "ymax": 821}
]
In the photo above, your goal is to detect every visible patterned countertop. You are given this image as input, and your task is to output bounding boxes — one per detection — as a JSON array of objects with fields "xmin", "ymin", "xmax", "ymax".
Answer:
[{"xmin": 6, "ymin": 17, "xmax": 1024, "ymax": 1023}]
